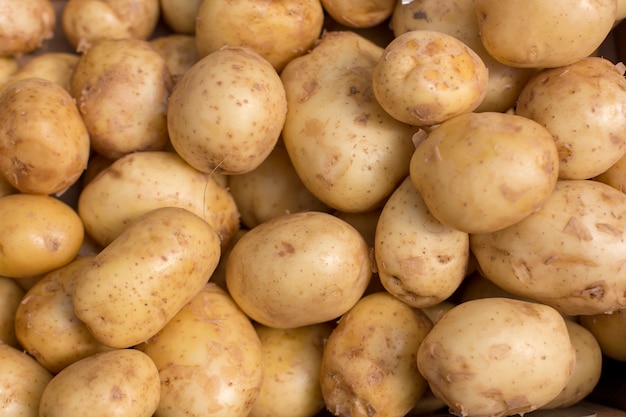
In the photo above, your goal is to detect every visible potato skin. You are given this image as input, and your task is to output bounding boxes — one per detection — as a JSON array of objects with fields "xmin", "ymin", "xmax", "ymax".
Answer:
[
  {"xmin": 0, "ymin": 0, "xmax": 55, "ymax": 56},
  {"xmin": 0, "ymin": 277, "xmax": 24, "ymax": 347}
]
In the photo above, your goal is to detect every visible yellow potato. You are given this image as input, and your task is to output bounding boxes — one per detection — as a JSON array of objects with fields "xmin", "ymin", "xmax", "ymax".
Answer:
[
  {"xmin": 0, "ymin": 277, "xmax": 24, "ymax": 347},
  {"xmin": 72, "ymin": 207, "xmax": 221, "ymax": 348},
  {"xmin": 321, "ymin": 0, "xmax": 395, "ymax": 28},
  {"xmin": 0, "ymin": 0, "xmax": 55, "ymax": 56},
  {"xmin": 149, "ymin": 34, "xmax": 199, "ymax": 82},
  {"xmin": 595, "ymin": 150, "xmax": 626, "ymax": 193},
  {"xmin": 0, "ymin": 56, "xmax": 19, "ymax": 87},
  {"xmin": 579, "ymin": 309, "xmax": 626, "ymax": 361},
  {"xmin": 159, "ymin": 0, "xmax": 202, "ymax": 34},
  {"xmin": 3, "ymin": 52, "xmax": 79, "ymax": 92}
]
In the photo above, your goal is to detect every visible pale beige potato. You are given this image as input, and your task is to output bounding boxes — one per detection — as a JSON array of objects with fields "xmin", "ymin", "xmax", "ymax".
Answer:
[
  {"xmin": 321, "ymin": 0, "xmax": 395, "ymax": 28},
  {"xmin": 417, "ymin": 297, "xmax": 575, "ymax": 417},
  {"xmin": 321, "ymin": 291, "xmax": 433, "ymax": 417},
  {"xmin": 619, "ymin": 0, "xmax": 626, "ymax": 20},
  {"xmin": 195, "ymin": 0, "xmax": 325, "ymax": 71},
  {"xmin": 0, "ymin": 77, "xmax": 90, "ymax": 195},
  {"xmin": 458, "ymin": 272, "xmax": 528, "ymax": 304},
  {"xmin": 62, "ymin": 0, "xmax": 160, "ymax": 52},
  {"xmin": 39, "ymin": 349, "xmax": 160, "ymax": 417},
  {"xmin": 281, "ymin": 31, "xmax": 417, "ymax": 213},
  {"xmin": 0, "ymin": 277, "xmax": 24, "ymax": 347},
  {"xmin": 72, "ymin": 207, "xmax": 221, "ymax": 348},
  {"xmin": 226, "ymin": 211, "xmax": 372, "ymax": 329},
  {"xmin": 137, "ymin": 283, "xmax": 263, "ymax": 417},
  {"xmin": 228, "ymin": 144, "xmax": 330, "ymax": 229},
  {"xmin": 375, "ymin": 177, "xmax": 470, "ymax": 308},
  {"xmin": 516, "ymin": 57, "xmax": 626, "ymax": 180},
  {"xmin": 471, "ymin": 180, "xmax": 626, "ymax": 316},
  {"xmin": 0, "ymin": 342, "xmax": 52, "ymax": 417},
  {"xmin": 3, "ymin": 52, "xmax": 79, "ymax": 92},
  {"xmin": 15, "ymin": 256, "xmax": 114, "ymax": 374},
  {"xmin": 149, "ymin": 34, "xmax": 199, "ymax": 82},
  {"xmin": 0, "ymin": 0, "xmax": 55, "ymax": 56},
  {"xmin": 160, "ymin": 0, "xmax": 202, "ymax": 34},
  {"xmin": 579, "ymin": 309, "xmax": 626, "ymax": 361},
  {"xmin": 595, "ymin": 151, "xmax": 626, "ymax": 193},
  {"xmin": 474, "ymin": 0, "xmax": 617, "ymax": 68},
  {"xmin": 333, "ymin": 207, "xmax": 381, "ymax": 248},
  {"xmin": 168, "ymin": 46, "xmax": 287, "ymax": 175},
  {"xmin": 77, "ymin": 151, "xmax": 240, "ymax": 249},
  {"xmin": 372, "ymin": 30, "xmax": 488, "ymax": 126},
  {"xmin": 0, "ymin": 194, "xmax": 84, "ymax": 279},
  {"xmin": 70, "ymin": 38, "xmax": 173, "ymax": 160}
]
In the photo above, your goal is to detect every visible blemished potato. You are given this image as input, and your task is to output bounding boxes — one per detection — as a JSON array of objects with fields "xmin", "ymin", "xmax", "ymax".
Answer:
[
  {"xmin": 320, "ymin": 292, "xmax": 433, "ymax": 417},
  {"xmin": 70, "ymin": 38, "xmax": 173, "ymax": 160},
  {"xmin": 0, "ymin": 277, "xmax": 24, "ymax": 347},
  {"xmin": 516, "ymin": 57, "xmax": 626, "ymax": 180},
  {"xmin": 226, "ymin": 211, "xmax": 372, "ymax": 329},
  {"xmin": 372, "ymin": 30, "xmax": 488, "ymax": 127},
  {"xmin": 375, "ymin": 177, "xmax": 470, "ymax": 308},
  {"xmin": 39, "ymin": 349, "xmax": 160, "ymax": 417},
  {"xmin": 321, "ymin": 0, "xmax": 395, "ymax": 28},
  {"xmin": 61, "ymin": 0, "xmax": 160, "ymax": 52},
  {"xmin": 249, "ymin": 322, "xmax": 333, "ymax": 417},
  {"xmin": 72, "ymin": 207, "xmax": 221, "ymax": 348},
  {"xmin": 195, "ymin": 0, "xmax": 325, "ymax": 71},
  {"xmin": 3, "ymin": 52, "xmax": 79, "ymax": 92},
  {"xmin": 78, "ymin": 151, "xmax": 240, "ymax": 249},
  {"xmin": 0, "ymin": 342, "xmax": 52, "ymax": 417},
  {"xmin": 417, "ymin": 297, "xmax": 575, "ymax": 417},
  {"xmin": 149, "ymin": 34, "xmax": 199, "ymax": 82},
  {"xmin": 474, "ymin": 0, "xmax": 616, "ymax": 68},
  {"xmin": 0, "ymin": 0, "xmax": 55, "ymax": 56},
  {"xmin": 0, "ymin": 194, "xmax": 84, "ymax": 279},
  {"xmin": 15, "ymin": 256, "xmax": 114, "ymax": 374},
  {"xmin": 167, "ymin": 46, "xmax": 287, "ymax": 175},
  {"xmin": 0, "ymin": 77, "xmax": 90, "ymax": 195},
  {"xmin": 579, "ymin": 309, "xmax": 626, "ymax": 361},
  {"xmin": 159, "ymin": 0, "xmax": 202, "ymax": 34},
  {"xmin": 410, "ymin": 111, "xmax": 559, "ymax": 234},
  {"xmin": 470, "ymin": 179, "xmax": 626, "ymax": 316},
  {"xmin": 137, "ymin": 283, "xmax": 263, "ymax": 417},
  {"xmin": 280, "ymin": 30, "xmax": 417, "ymax": 213}
]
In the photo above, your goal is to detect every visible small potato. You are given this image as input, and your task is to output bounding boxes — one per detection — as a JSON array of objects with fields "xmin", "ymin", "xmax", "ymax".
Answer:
[
  {"xmin": 39, "ymin": 349, "xmax": 160, "ymax": 417},
  {"xmin": 321, "ymin": 0, "xmax": 395, "ymax": 28},
  {"xmin": 580, "ymin": 309, "xmax": 626, "ymax": 361},
  {"xmin": 3, "ymin": 52, "xmax": 79, "ymax": 92},
  {"xmin": 226, "ymin": 211, "xmax": 372, "ymax": 329},
  {"xmin": 0, "ymin": 0, "xmax": 55, "ymax": 56},
  {"xmin": 0, "ymin": 77, "xmax": 90, "ymax": 195},
  {"xmin": 0, "ymin": 194, "xmax": 84, "ymax": 279},
  {"xmin": 595, "ymin": 151, "xmax": 626, "ymax": 193},
  {"xmin": 320, "ymin": 292, "xmax": 433, "ymax": 417},
  {"xmin": 372, "ymin": 30, "xmax": 488, "ymax": 126},
  {"xmin": 160, "ymin": 0, "xmax": 203, "ymax": 34},
  {"xmin": 72, "ymin": 207, "xmax": 221, "ymax": 348},
  {"xmin": 0, "ymin": 56, "xmax": 19, "ymax": 86},
  {"xmin": 0, "ymin": 342, "xmax": 52, "ymax": 417},
  {"xmin": 149, "ymin": 34, "xmax": 199, "ymax": 82},
  {"xmin": 0, "ymin": 277, "xmax": 24, "ymax": 347}
]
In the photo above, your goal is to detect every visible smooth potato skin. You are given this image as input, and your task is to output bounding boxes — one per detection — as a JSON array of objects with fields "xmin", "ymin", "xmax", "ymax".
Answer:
[
  {"xmin": 0, "ymin": 0, "xmax": 55, "ymax": 56},
  {"xmin": 0, "ymin": 277, "xmax": 23, "ymax": 347}
]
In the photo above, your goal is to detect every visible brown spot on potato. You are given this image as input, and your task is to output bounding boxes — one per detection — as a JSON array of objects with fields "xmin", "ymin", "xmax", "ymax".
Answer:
[
  {"xmin": 277, "ymin": 241, "xmax": 295, "ymax": 257},
  {"xmin": 44, "ymin": 236, "xmax": 60, "ymax": 252},
  {"xmin": 488, "ymin": 343, "xmax": 512, "ymax": 360},
  {"xmin": 563, "ymin": 216, "xmax": 593, "ymax": 241},
  {"xmin": 596, "ymin": 222, "xmax": 623, "ymax": 237}
]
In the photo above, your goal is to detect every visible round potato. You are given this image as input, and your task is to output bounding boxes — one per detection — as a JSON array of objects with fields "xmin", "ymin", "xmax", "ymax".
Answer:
[
  {"xmin": 0, "ymin": 56, "xmax": 19, "ymax": 86},
  {"xmin": 0, "ymin": 0, "xmax": 55, "ymax": 56},
  {"xmin": 0, "ymin": 277, "xmax": 24, "ymax": 347},
  {"xmin": 149, "ymin": 34, "xmax": 199, "ymax": 82},
  {"xmin": 579, "ymin": 309, "xmax": 626, "ymax": 361},
  {"xmin": 226, "ymin": 211, "xmax": 372, "ymax": 329},
  {"xmin": 321, "ymin": 0, "xmax": 395, "ymax": 28},
  {"xmin": 159, "ymin": 0, "xmax": 202, "ymax": 34},
  {"xmin": 3, "ymin": 52, "xmax": 79, "ymax": 92},
  {"xmin": 168, "ymin": 46, "xmax": 287, "ymax": 175},
  {"xmin": 39, "ymin": 349, "xmax": 160, "ymax": 417}
]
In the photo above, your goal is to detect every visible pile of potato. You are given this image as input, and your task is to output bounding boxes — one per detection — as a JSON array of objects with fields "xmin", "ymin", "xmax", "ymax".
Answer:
[{"xmin": 1, "ymin": 0, "xmax": 626, "ymax": 416}]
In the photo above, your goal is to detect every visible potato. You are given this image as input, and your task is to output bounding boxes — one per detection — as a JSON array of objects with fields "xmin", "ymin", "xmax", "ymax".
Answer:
[
  {"xmin": 72, "ymin": 207, "xmax": 221, "ymax": 348},
  {"xmin": 61, "ymin": 0, "xmax": 160, "ymax": 52},
  {"xmin": 375, "ymin": 177, "xmax": 470, "ymax": 308},
  {"xmin": 0, "ymin": 342, "xmax": 52, "ymax": 417},
  {"xmin": 39, "ymin": 348, "xmax": 160, "ymax": 417},
  {"xmin": 516, "ymin": 57, "xmax": 626, "ymax": 180},
  {"xmin": 321, "ymin": 0, "xmax": 395, "ymax": 28},
  {"xmin": 0, "ymin": 56, "xmax": 19, "ymax": 86},
  {"xmin": 70, "ymin": 38, "xmax": 173, "ymax": 160},
  {"xmin": 595, "ymin": 150, "xmax": 626, "ymax": 193},
  {"xmin": 0, "ymin": 277, "xmax": 24, "ymax": 347},
  {"xmin": 3, "ymin": 52, "xmax": 79, "ymax": 92},
  {"xmin": 78, "ymin": 151, "xmax": 240, "ymax": 249},
  {"xmin": 372, "ymin": 30, "xmax": 488, "ymax": 126},
  {"xmin": 195, "ymin": 0, "xmax": 325, "ymax": 71},
  {"xmin": 579, "ymin": 309, "xmax": 626, "ymax": 361},
  {"xmin": 0, "ymin": 77, "xmax": 90, "ymax": 195},
  {"xmin": 226, "ymin": 211, "xmax": 372, "ymax": 329},
  {"xmin": 149, "ymin": 34, "xmax": 199, "ymax": 82},
  {"xmin": 167, "ymin": 46, "xmax": 287, "ymax": 175},
  {"xmin": 0, "ymin": 194, "xmax": 84, "ymax": 279},
  {"xmin": 280, "ymin": 31, "xmax": 417, "ymax": 212},
  {"xmin": 320, "ymin": 291, "xmax": 433, "ymax": 417},
  {"xmin": 0, "ymin": 0, "xmax": 55, "ymax": 56},
  {"xmin": 474, "ymin": 0, "xmax": 616, "ymax": 68},
  {"xmin": 137, "ymin": 283, "xmax": 263, "ymax": 417},
  {"xmin": 417, "ymin": 297, "xmax": 575, "ymax": 417},
  {"xmin": 250, "ymin": 322, "xmax": 333, "ymax": 417},
  {"xmin": 15, "ymin": 256, "xmax": 114, "ymax": 374},
  {"xmin": 159, "ymin": 0, "xmax": 202, "ymax": 34}
]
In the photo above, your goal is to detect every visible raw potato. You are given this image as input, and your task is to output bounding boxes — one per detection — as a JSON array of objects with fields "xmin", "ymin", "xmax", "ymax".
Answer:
[
  {"xmin": 417, "ymin": 297, "xmax": 576, "ymax": 417},
  {"xmin": 3, "ymin": 52, "xmax": 79, "ymax": 92},
  {"xmin": 0, "ymin": 194, "xmax": 84, "ymax": 279},
  {"xmin": 39, "ymin": 349, "xmax": 161, "ymax": 417},
  {"xmin": 516, "ymin": 57, "xmax": 626, "ymax": 180},
  {"xmin": 0, "ymin": 77, "xmax": 90, "ymax": 195},
  {"xmin": 372, "ymin": 30, "xmax": 488, "ymax": 126},
  {"xmin": 0, "ymin": 277, "xmax": 24, "ymax": 347},
  {"xmin": 226, "ymin": 211, "xmax": 372, "ymax": 329},
  {"xmin": 375, "ymin": 177, "xmax": 469, "ymax": 308},
  {"xmin": 72, "ymin": 207, "xmax": 221, "ymax": 348},
  {"xmin": 137, "ymin": 284, "xmax": 263, "ymax": 417},
  {"xmin": 410, "ymin": 112, "xmax": 559, "ymax": 234},
  {"xmin": 159, "ymin": 0, "xmax": 202, "ymax": 34},
  {"xmin": 0, "ymin": 0, "xmax": 55, "ymax": 56},
  {"xmin": 0, "ymin": 342, "xmax": 52, "ymax": 417},
  {"xmin": 167, "ymin": 46, "xmax": 287, "ymax": 175},
  {"xmin": 474, "ymin": 0, "xmax": 617, "ymax": 68},
  {"xmin": 579, "ymin": 309, "xmax": 626, "ymax": 361},
  {"xmin": 595, "ymin": 150, "xmax": 626, "ymax": 193},
  {"xmin": 281, "ymin": 30, "xmax": 417, "ymax": 212},
  {"xmin": 149, "ymin": 34, "xmax": 199, "ymax": 82},
  {"xmin": 470, "ymin": 180, "xmax": 626, "ymax": 316},
  {"xmin": 320, "ymin": 291, "xmax": 433, "ymax": 417},
  {"xmin": 70, "ymin": 38, "xmax": 173, "ymax": 160},
  {"xmin": 321, "ymin": 0, "xmax": 395, "ymax": 28}
]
